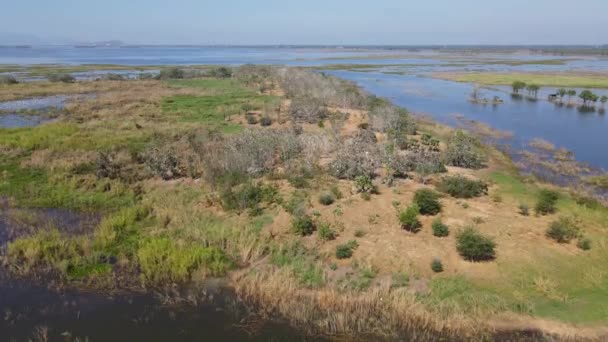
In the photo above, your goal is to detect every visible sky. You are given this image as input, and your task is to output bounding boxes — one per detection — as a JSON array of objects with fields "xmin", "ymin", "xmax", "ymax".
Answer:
[{"xmin": 1, "ymin": 0, "xmax": 608, "ymax": 45}]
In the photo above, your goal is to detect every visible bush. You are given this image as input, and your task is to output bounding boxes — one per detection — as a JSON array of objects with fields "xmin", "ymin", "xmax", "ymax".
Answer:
[
  {"xmin": 546, "ymin": 216, "xmax": 580, "ymax": 243},
  {"xmin": 141, "ymin": 144, "xmax": 187, "ymax": 180},
  {"xmin": 413, "ymin": 188, "xmax": 442, "ymax": 215},
  {"xmin": 399, "ymin": 204, "xmax": 421, "ymax": 233},
  {"xmin": 456, "ymin": 227, "xmax": 496, "ymax": 261},
  {"xmin": 535, "ymin": 189, "xmax": 559, "ymax": 215},
  {"xmin": 48, "ymin": 73, "xmax": 75, "ymax": 83},
  {"xmin": 431, "ymin": 259, "xmax": 444, "ymax": 273},
  {"xmin": 330, "ymin": 186, "xmax": 343, "ymax": 199},
  {"xmin": 246, "ymin": 115, "xmax": 258, "ymax": 125},
  {"xmin": 292, "ymin": 215, "xmax": 315, "ymax": 236},
  {"xmin": 159, "ymin": 67, "xmax": 185, "ymax": 79},
  {"xmin": 287, "ymin": 175, "xmax": 310, "ymax": 189},
  {"xmin": 330, "ymin": 131, "xmax": 381, "ymax": 180},
  {"xmin": 318, "ymin": 223, "xmax": 337, "ymax": 241},
  {"xmin": 102, "ymin": 73, "xmax": 126, "ymax": 81},
  {"xmin": 437, "ymin": 175, "xmax": 488, "ymax": 199},
  {"xmin": 0, "ymin": 75, "xmax": 18, "ymax": 85},
  {"xmin": 445, "ymin": 131, "xmax": 486, "ymax": 169},
  {"xmin": 518, "ymin": 203, "xmax": 530, "ymax": 216},
  {"xmin": 354, "ymin": 175, "xmax": 374, "ymax": 193},
  {"xmin": 318, "ymin": 193, "xmax": 335, "ymax": 206},
  {"xmin": 259, "ymin": 116, "xmax": 272, "ymax": 126},
  {"xmin": 432, "ymin": 218, "xmax": 449, "ymax": 237},
  {"xmin": 336, "ymin": 240, "xmax": 359, "ymax": 259},
  {"xmin": 220, "ymin": 182, "xmax": 278, "ymax": 214},
  {"xmin": 208, "ymin": 66, "xmax": 233, "ymax": 78},
  {"xmin": 577, "ymin": 237, "xmax": 592, "ymax": 251}
]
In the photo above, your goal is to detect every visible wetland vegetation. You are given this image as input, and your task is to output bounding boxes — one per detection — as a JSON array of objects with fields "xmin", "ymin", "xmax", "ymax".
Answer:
[{"xmin": 1, "ymin": 62, "xmax": 608, "ymax": 341}]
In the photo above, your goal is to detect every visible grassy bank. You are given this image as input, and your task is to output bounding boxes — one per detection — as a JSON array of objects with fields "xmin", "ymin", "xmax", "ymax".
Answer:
[
  {"xmin": 434, "ymin": 72, "xmax": 608, "ymax": 88},
  {"xmin": 1, "ymin": 66, "xmax": 607, "ymax": 340}
]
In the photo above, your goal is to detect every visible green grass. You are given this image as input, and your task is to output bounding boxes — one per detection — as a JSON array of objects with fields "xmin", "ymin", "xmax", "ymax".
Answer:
[
  {"xmin": 163, "ymin": 78, "xmax": 279, "ymax": 132},
  {"xmin": 484, "ymin": 170, "xmax": 608, "ymax": 323},
  {"xmin": 0, "ymin": 158, "xmax": 135, "ymax": 210},
  {"xmin": 436, "ymin": 72, "xmax": 608, "ymax": 89}
]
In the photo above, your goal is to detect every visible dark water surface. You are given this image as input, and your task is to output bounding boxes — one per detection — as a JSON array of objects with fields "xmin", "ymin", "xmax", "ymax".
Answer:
[{"xmin": 0, "ymin": 207, "xmax": 310, "ymax": 341}]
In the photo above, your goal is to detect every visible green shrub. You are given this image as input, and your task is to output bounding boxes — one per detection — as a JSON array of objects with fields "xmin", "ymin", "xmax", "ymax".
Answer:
[
  {"xmin": 354, "ymin": 175, "xmax": 374, "ymax": 193},
  {"xmin": 208, "ymin": 66, "xmax": 232, "ymax": 78},
  {"xmin": 518, "ymin": 203, "xmax": 530, "ymax": 216},
  {"xmin": 336, "ymin": 240, "xmax": 359, "ymax": 259},
  {"xmin": 399, "ymin": 204, "xmax": 421, "ymax": 232},
  {"xmin": 437, "ymin": 175, "xmax": 488, "ymax": 199},
  {"xmin": 159, "ymin": 67, "xmax": 185, "ymax": 79},
  {"xmin": 546, "ymin": 216, "xmax": 580, "ymax": 243},
  {"xmin": 432, "ymin": 218, "xmax": 449, "ymax": 237},
  {"xmin": 0, "ymin": 75, "xmax": 18, "ymax": 85},
  {"xmin": 535, "ymin": 189, "xmax": 559, "ymax": 215},
  {"xmin": 354, "ymin": 229, "xmax": 366, "ymax": 238},
  {"xmin": 220, "ymin": 182, "xmax": 277, "ymax": 214},
  {"xmin": 318, "ymin": 223, "xmax": 337, "ymax": 241},
  {"xmin": 445, "ymin": 131, "xmax": 487, "ymax": 169},
  {"xmin": 456, "ymin": 227, "xmax": 496, "ymax": 261},
  {"xmin": 246, "ymin": 115, "xmax": 258, "ymax": 125},
  {"xmin": 318, "ymin": 193, "xmax": 335, "ymax": 206},
  {"xmin": 413, "ymin": 188, "xmax": 442, "ymax": 215},
  {"xmin": 260, "ymin": 116, "xmax": 272, "ymax": 126},
  {"xmin": 287, "ymin": 175, "xmax": 310, "ymax": 189},
  {"xmin": 577, "ymin": 237, "xmax": 592, "ymax": 251},
  {"xmin": 330, "ymin": 186, "xmax": 343, "ymax": 199},
  {"xmin": 292, "ymin": 215, "xmax": 315, "ymax": 236},
  {"xmin": 48, "ymin": 73, "xmax": 75, "ymax": 83},
  {"xmin": 431, "ymin": 259, "xmax": 444, "ymax": 273}
]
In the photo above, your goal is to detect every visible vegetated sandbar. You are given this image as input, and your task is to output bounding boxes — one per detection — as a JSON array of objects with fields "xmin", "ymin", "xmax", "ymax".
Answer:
[
  {"xmin": 1, "ymin": 64, "xmax": 608, "ymax": 340},
  {"xmin": 433, "ymin": 71, "xmax": 608, "ymax": 88}
]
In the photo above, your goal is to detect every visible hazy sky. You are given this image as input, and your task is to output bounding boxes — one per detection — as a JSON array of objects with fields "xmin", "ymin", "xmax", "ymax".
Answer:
[{"xmin": 2, "ymin": 0, "xmax": 608, "ymax": 45}]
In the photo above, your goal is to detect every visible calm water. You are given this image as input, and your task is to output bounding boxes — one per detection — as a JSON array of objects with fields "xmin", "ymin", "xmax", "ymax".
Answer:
[
  {"xmin": 330, "ymin": 71, "xmax": 608, "ymax": 169},
  {"xmin": 0, "ymin": 206, "xmax": 309, "ymax": 341}
]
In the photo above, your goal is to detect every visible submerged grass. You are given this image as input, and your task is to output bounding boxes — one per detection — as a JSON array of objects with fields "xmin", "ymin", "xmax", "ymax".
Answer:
[{"xmin": 435, "ymin": 72, "xmax": 608, "ymax": 88}]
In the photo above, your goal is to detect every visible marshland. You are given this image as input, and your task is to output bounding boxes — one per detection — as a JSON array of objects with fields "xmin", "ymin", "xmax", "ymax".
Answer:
[{"xmin": 1, "ymin": 46, "xmax": 608, "ymax": 341}]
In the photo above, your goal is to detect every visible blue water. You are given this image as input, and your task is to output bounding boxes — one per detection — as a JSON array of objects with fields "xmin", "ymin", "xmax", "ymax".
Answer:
[{"xmin": 330, "ymin": 71, "xmax": 608, "ymax": 169}]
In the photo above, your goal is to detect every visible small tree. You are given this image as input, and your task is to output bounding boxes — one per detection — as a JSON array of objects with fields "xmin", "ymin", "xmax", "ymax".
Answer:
[
  {"xmin": 399, "ymin": 204, "xmax": 422, "ymax": 232},
  {"xmin": 526, "ymin": 84, "xmax": 540, "ymax": 99},
  {"xmin": 535, "ymin": 189, "xmax": 559, "ymax": 215},
  {"xmin": 567, "ymin": 89, "xmax": 577, "ymax": 103},
  {"xmin": 601, "ymin": 95, "xmax": 608, "ymax": 108},
  {"xmin": 579, "ymin": 90, "xmax": 596, "ymax": 106},
  {"xmin": 557, "ymin": 88, "xmax": 567, "ymax": 102},
  {"xmin": 511, "ymin": 81, "xmax": 526, "ymax": 95}
]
